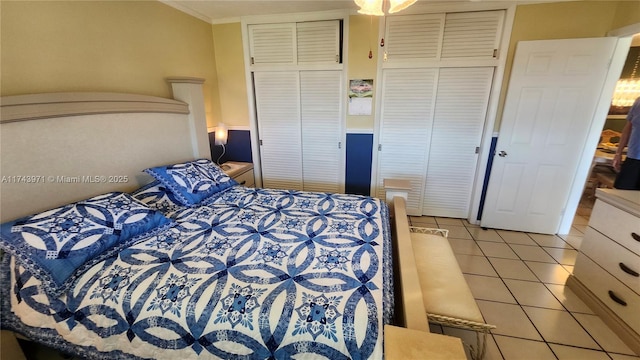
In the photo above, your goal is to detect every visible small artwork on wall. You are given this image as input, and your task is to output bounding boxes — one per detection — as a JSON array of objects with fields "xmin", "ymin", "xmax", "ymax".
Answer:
[{"xmin": 348, "ymin": 79, "xmax": 373, "ymax": 116}]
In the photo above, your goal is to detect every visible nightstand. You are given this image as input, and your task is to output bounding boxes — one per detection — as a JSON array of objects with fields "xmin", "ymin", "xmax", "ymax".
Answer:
[{"xmin": 222, "ymin": 161, "xmax": 255, "ymax": 187}]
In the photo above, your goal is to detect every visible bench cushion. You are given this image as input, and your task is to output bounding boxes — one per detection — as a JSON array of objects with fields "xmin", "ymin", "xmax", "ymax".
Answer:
[
  {"xmin": 411, "ymin": 232, "xmax": 485, "ymax": 324},
  {"xmin": 384, "ymin": 325, "xmax": 466, "ymax": 360}
]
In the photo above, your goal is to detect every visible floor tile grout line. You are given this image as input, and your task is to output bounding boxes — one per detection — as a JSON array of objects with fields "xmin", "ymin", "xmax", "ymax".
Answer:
[
  {"xmin": 465, "ymin": 240, "xmax": 552, "ymax": 350},
  {"xmin": 472, "ymin": 233, "xmax": 611, "ymax": 357},
  {"xmin": 501, "ymin": 236, "xmax": 563, "ymax": 266},
  {"xmin": 488, "ymin": 333, "xmax": 507, "ymax": 360},
  {"xmin": 503, "ymin": 238, "xmax": 614, "ymax": 356},
  {"xmin": 558, "ymin": 301, "xmax": 623, "ymax": 357},
  {"xmin": 545, "ymin": 340, "xmax": 618, "ymax": 359}
]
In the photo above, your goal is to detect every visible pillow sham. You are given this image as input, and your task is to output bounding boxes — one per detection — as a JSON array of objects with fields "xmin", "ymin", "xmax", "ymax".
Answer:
[
  {"xmin": 130, "ymin": 180, "xmax": 184, "ymax": 217},
  {"xmin": 0, "ymin": 192, "xmax": 173, "ymax": 296},
  {"xmin": 143, "ymin": 159, "xmax": 237, "ymax": 206}
]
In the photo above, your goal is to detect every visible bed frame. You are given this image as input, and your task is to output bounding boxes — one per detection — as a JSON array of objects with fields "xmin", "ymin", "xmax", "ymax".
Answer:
[{"xmin": 0, "ymin": 83, "xmax": 455, "ymax": 359}]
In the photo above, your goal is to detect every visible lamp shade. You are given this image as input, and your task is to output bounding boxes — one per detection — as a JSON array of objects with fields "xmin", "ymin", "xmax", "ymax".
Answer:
[
  {"xmin": 355, "ymin": 0, "xmax": 384, "ymax": 16},
  {"xmin": 214, "ymin": 123, "xmax": 228, "ymax": 146},
  {"xmin": 388, "ymin": 0, "xmax": 417, "ymax": 13}
]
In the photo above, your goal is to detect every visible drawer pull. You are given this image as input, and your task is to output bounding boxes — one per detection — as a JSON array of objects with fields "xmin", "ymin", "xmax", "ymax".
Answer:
[
  {"xmin": 608, "ymin": 291, "xmax": 627, "ymax": 306},
  {"xmin": 632, "ymin": 232, "xmax": 640, "ymax": 242},
  {"xmin": 619, "ymin": 262, "xmax": 639, "ymax": 277}
]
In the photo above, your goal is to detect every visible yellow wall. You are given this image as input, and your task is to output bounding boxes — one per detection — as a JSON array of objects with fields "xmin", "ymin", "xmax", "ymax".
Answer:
[
  {"xmin": 347, "ymin": 15, "xmax": 380, "ymax": 130},
  {"xmin": 209, "ymin": 15, "xmax": 380, "ymax": 130},
  {"xmin": 211, "ymin": 23, "xmax": 249, "ymax": 128},
  {"xmin": 1, "ymin": 0, "xmax": 220, "ymax": 127},
  {"xmin": 496, "ymin": 1, "xmax": 640, "ymax": 129},
  {"xmin": 208, "ymin": 2, "xmax": 639, "ymax": 132},
  {"xmin": 4, "ymin": 1, "xmax": 638, "ymax": 133},
  {"xmin": 612, "ymin": 0, "xmax": 640, "ymax": 30}
]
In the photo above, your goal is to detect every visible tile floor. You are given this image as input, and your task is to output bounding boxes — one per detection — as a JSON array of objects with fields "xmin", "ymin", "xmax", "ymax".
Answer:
[{"xmin": 409, "ymin": 195, "xmax": 639, "ymax": 360}]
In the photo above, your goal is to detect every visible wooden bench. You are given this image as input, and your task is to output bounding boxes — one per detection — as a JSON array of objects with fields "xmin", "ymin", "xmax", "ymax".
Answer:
[
  {"xmin": 385, "ymin": 180, "xmax": 495, "ymax": 360},
  {"xmin": 410, "ymin": 227, "xmax": 495, "ymax": 360}
]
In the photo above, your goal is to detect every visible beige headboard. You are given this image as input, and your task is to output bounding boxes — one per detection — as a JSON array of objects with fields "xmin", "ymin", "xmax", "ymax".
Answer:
[{"xmin": 0, "ymin": 90, "xmax": 210, "ymax": 222}]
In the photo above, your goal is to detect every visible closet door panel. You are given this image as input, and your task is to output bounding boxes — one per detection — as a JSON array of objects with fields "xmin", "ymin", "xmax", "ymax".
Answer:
[
  {"xmin": 423, "ymin": 67, "xmax": 494, "ymax": 217},
  {"xmin": 297, "ymin": 21, "xmax": 340, "ymax": 64},
  {"xmin": 385, "ymin": 14, "xmax": 444, "ymax": 62},
  {"xmin": 300, "ymin": 70, "xmax": 343, "ymax": 193},
  {"xmin": 249, "ymin": 23, "xmax": 296, "ymax": 65},
  {"xmin": 441, "ymin": 11, "xmax": 504, "ymax": 60},
  {"xmin": 254, "ymin": 71, "xmax": 303, "ymax": 190},
  {"xmin": 377, "ymin": 68, "xmax": 437, "ymax": 215}
]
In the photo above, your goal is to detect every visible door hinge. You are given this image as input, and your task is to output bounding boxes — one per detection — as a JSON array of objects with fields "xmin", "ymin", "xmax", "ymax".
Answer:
[
  {"xmin": 475, "ymin": 146, "xmax": 480, "ymax": 154},
  {"xmin": 259, "ymin": 139, "xmax": 263, "ymax": 146},
  {"xmin": 492, "ymin": 49, "xmax": 498, "ymax": 58},
  {"xmin": 378, "ymin": 144, "xmax": 382, "ymax": 151},
  {"xmin": 338, "ymin": 141, "xmax": 342, "ymax": 149},
  {"xmin": 251, "ymin": 57, "xmax": 255, "ymax": 65},
  {"xmin": 336, "ymin": 54, "xmax": 339, "ymax": 63}
]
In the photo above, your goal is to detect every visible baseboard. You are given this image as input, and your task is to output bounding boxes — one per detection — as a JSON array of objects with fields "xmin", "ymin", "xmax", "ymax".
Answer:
[{"xmin": 566, "ymin": 275, "xmax": 640, "ymax": 355}]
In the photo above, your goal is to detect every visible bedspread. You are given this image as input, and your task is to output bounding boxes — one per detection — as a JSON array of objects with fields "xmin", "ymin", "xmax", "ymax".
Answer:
[{"xmin": 1, "ymin": 187, "xmax": 392, "ymax": 359}]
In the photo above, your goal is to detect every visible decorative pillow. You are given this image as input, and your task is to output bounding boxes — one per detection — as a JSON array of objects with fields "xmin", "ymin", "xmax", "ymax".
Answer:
[
  {"xmin": 130, "ymin": 180, "xmax": 185, "ymax": 217},
  {"xmin": 0, "ymin": 192, "xmax": 173, "ymax": 296},
  {"xmin": 143, "ymin": 159, "xmax": 237, "ymax": 206}
]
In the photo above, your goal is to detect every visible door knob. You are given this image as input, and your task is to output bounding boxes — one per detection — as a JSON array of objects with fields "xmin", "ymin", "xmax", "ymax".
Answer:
[{"xmin": 498, "ymin": 150, "xmax": 508, "ymax": 157}]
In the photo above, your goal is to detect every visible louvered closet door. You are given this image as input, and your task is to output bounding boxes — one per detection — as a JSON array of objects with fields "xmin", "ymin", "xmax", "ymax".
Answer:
[
  {"xmin": 297, "ymin": 21, "xmax": 340, "ymax": 64},
  {"xmin": 442, "ymin": 11, "xmax": 504, "ymax": 59},
  {"xmin": 423, "ymin": 67, "xmax": 494, "ymax": 218},
  {"xmin": 377, "ymin": 68, "xmax": 437, "ymax": 215},
  {"xmin": 254, "ymin": 71, "xmax": 303, "ymax": 190},
  {"xmin": 249, "ymin": 23, "xmax": 296, "ymax": 64},
  {"xmin": 300, "ymin": 70, "xmax": 343, "ymax": 193},
  {"xmin": 385, "ymin": 14, "xmax": 443, "ymax": 62}
]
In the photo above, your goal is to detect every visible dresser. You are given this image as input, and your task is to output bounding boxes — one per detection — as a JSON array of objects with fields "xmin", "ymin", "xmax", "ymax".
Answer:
[
  {"xmin": 568, "ymin": 188, "xmax": 640, "ymax": 355},
  {"xmin": 222, "ymin": 162, "xmax": 255, "ymax": 188}
]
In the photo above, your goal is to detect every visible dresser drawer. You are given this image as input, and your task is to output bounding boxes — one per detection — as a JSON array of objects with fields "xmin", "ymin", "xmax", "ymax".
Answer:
[
  {"xmin": 573, "ymin": 255, "xmax": 640, "ymax": 334},
  {"xmin": 581, "ymin": 227, "xmax": 640, "ymax": 295},
  {"xmin": 234, "ymin": 169, "xmax": 255, "ymax": 187},
  {"xmin": 590, "ymin": 201, "xmax": 640, "ymax": 256}
]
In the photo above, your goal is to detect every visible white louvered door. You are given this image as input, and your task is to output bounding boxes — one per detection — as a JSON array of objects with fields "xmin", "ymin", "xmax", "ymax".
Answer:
[
  {"xmin": 300, "ymin": 70, "xmax": 343, "ymax": 193},
  {"xmin": 441, "ymin": 11, "xmax": 504, "ymax": 59},
  {"xmin": 385, "ymin": 14, "xmax": 443, "ymax": 62},
  {"xmin": 251, "ymin": 19, "xmax": 344, "ymax": 193},
  {"xmin": 376, "ymin": 10, "xmax": 505, "ymax": 218},
  {"xmin": 377, "ymin": 68, "xmax": 437, "ymax": 215},
  {"xmin": 248, "ymin": 24, "xmax": 296, "ymax": 65},
  {"xmin": 253, "ymin": 71, "xmax": 303, "ymax": 190},
  {"xmin": 423, "ymin": 67, "xmax": 494, "ymax": 217},
  {"xmin": 296, "ymin": 21, "xmax": 340, "ymax": 64}
]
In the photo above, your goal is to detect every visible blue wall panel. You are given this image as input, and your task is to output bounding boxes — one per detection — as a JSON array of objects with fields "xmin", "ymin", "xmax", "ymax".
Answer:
[
  {"xmin": 209, "ymin": 130, "xmax": 253, "ymax": 164},
  {"xmin": 345, "ymin": 133, "xmax": 373, "ymax": 196},
  {"xmin": 209, "ymin": 130, "xmax": 374, "ymax": 196},
  {"xmin": 477, "ymin": 136, "xmax": 498, "ymax": 221}
]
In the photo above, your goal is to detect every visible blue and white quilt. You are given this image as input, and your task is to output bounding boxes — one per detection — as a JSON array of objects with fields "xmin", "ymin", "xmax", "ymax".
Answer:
[{"xmin": 1, "ymin": 186, "xmax": 392, "ymax": 360}]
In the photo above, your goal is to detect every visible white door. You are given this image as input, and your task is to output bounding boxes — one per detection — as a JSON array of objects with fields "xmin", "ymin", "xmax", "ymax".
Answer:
[
  {"xmin": 376, "ymin": 68, "xmax": 437, "ymax": 215},
  {"xmin": 300, "ymin": 70, "xmax": 343, "ymax": 193},
  {"xmin": 254, "ymin": 71, "xmax": 304, "ymax": 190},
  {"xmin": 423, "ymin": 67, "xmax": 494, "ymax": 218},
  {"xmin": 481, "ymin": 38, "xmax": 617, "ymax": 234}
]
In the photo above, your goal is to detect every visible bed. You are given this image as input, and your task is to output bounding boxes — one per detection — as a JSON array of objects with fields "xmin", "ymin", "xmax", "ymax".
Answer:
[{"xmin": 0, "ymin": 86, "xmax": 393, "ymax": 359}]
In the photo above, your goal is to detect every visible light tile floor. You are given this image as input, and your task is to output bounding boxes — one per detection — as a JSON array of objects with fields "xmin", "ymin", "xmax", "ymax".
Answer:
[{"xmin": 409, "ymin": 197, "xmax": 640, "ymax": 360}]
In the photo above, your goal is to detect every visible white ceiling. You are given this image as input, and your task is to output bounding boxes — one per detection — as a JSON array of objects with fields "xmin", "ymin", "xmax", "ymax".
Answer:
[
  {"xmin": 161, "ymin": 0, "xmax": 358, "ymax": 23},
  {"xmin": 160, "ymin": 0, "xmax": 487, "ymax": 23}
]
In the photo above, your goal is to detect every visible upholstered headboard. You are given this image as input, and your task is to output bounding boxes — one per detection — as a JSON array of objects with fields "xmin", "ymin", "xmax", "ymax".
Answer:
[{"xmin": 0, "ymin": 86, "xmax": 210, "ymax": 222}]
